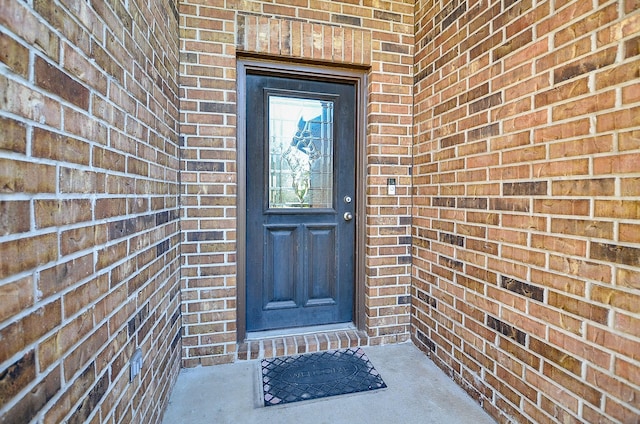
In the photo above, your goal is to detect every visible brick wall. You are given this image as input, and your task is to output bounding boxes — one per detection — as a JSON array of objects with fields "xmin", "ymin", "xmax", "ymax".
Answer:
[
  {"xmin": 179, "ymin": 0, "xmax": 414, "ymax": 366},
  {"xmin": 412, "ymin": 0, "xmax": 640, "ymax": 422},
  {"xmin": 0, "ymin": 0, "xmax": 181, "ymax": 423}
]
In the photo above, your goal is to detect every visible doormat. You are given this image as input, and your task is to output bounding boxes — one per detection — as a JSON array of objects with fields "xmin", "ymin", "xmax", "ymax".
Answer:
[{"xmin": 261, "ymin": 347, "xmax": 386, "ymax": 406}]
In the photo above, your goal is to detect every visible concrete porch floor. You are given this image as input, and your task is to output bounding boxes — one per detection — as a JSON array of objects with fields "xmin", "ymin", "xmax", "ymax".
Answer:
[{"xmin": 162, "ymin": 342, "xmax": 497, "ymax": 424}]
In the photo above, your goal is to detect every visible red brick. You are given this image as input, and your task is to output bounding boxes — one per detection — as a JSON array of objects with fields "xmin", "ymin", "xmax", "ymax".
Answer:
[
  {"xmin": 548, "ymin": 135, "xmax": 613, "ymax": 158},
  {"xmin": 552, "ymin": 91, "xmax": 615, "ymax": 121},
  {"xmin": 615, "ymin": 311, "xmax": 640, "ymax": 339},
  {"xmin": 597, "ymin": 105, "xmax": 640, "ymax": 132},
  {"xmin": 534, "ymin": 118, "xmax": 591, "ymax": 142},
  {"xmin": 594, "ymin": 152, "xmax": 640, "ymax": 175},
  {"xmin": 536, "ymin": 36, "xmax": 592, "ymax": 73},
  {"xmin": 595, "ymin": 58, "xmax": 640, "ymax": 89},
  {"xmin": 549, "ymin": 329, "xmax": 610, "ymax": 370},
  {"xmin": 615, "ymin": 356, "xmax": 640, "ymax": 387},
  {"xmin": 555, "ymin": 3, "xmax": 618, "ymax": 48},
  {"xmin": 605, "ymin": 395, "xmax": 640, "ymax": 423},
  {"xmin": 535, "ymin": 77, "xmax": 589, "ymax": 108},
  {"xmin": 586, "ymin": 325, "xmax": 640, "ymax": 361}
]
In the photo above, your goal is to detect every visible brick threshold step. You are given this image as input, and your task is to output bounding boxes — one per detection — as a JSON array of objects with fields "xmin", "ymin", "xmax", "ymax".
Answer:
[{"xmin": 237, "ymin": 326, "xmax": 369, "ymax": 361}]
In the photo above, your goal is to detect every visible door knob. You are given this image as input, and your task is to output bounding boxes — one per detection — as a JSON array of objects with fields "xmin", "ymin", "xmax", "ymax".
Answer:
[{"xmin": 343, "ymin": 212, "xmax": 353, "ymax": 221}]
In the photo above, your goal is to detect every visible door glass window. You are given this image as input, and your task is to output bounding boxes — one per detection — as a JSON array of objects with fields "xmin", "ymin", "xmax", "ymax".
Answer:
[{"xmin": 268, "ymin": 96, "xmax": 334, "ymax": 209}]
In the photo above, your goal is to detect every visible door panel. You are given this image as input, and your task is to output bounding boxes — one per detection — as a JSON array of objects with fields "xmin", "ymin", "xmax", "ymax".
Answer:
[
  {"xmin": 263, "ymin": 225, "xmax": 297, "ymax": 309},
  {"xmin": 306, "ymin": 225, "xmax": 337, "ymax": 304},
  {"xmin": 246, "ymin": 73, "xmax": 356, "ymax": 332}
]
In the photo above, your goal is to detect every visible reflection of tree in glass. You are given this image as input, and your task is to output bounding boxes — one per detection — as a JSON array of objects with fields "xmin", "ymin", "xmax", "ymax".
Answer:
[{"xmin": 283, "ymin": 116, "xmax": 320, "ymax": 205}]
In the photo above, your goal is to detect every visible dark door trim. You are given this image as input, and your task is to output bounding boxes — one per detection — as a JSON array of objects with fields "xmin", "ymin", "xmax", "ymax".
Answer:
[{"xmin": 237, "ymin": 58, "xmax": 367, "ymax": 341}]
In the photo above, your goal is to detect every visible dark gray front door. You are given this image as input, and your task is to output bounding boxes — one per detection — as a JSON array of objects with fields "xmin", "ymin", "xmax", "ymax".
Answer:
[{"xmin": 246, "ymin": 74, "xmax": 356, "ymax": 332}]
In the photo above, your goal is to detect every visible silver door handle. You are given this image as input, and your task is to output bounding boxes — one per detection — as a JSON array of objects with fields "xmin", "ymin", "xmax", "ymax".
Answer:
[{"xmin": 343, "ymin": 212, "xmax": 353, "ymax": 221}]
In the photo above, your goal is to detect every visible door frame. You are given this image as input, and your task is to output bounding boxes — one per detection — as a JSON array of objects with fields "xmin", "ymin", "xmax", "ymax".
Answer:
[{"xmin": 236, "ymin": 57, "xmax": 368, "ymax": 341}]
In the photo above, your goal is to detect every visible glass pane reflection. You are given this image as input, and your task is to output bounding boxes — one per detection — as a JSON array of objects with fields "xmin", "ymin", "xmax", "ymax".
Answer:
[{"xmin": 268, "ymin": 96, "xmax": 333, "ymax": 209}]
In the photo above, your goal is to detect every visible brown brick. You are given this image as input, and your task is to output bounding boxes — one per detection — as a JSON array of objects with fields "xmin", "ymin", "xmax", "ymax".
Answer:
[
  {"xmin": 550, "ymin": 218, "xmax": 613, "ymax": 240},
  {"xmin": 0, "ymin": 115, "xmax": 27, "ymax": 154},
  {"xmin": 35, "ymin": 57, "xmax": 90, "ymax": 110},
  {"xmin": 64, "ymin": 274, "xmax": 110, "ymax": 318},
  {"xmin": 35, "ymin": 199, "xmax": 92, "ymax": 229},
  {"xmin": 543, "ymin": 361, "xmax": 602, "ymax": 406},
  {"xmin": 0, "ymin": 158, "xmax": 57, "ymax": 194},
  {"xmin": 503, "ymin": 181, "xmax": 546, "ymax": 196},
  {"xmin": 0, "ymin": 350, "xmax": 36, "ymax": 408},
  {"xmin": 594, "ymin": 200, "xmax": 640, "ymax": 219},
  {"xmin": 531, "ymin": 269, "xmax": 585, "ymax": 297},
  {"xmin": 38, "ymin": 253, "xmax": 94, "ymax": 299},
  {"xmin": 620, "ymin": 223, "xmax": 640, "ymax": 243},
  {"xmin": 0, "ymin": 233, "xmax": 58, "ymax": 280},
  {"xmin": 0, "ymin": 276, "xmax": 34, "ymax": 324},
  {"xmin": 60, "ymin": 224, "xmax": 108, "ymax": 256},
  {"xmin": 533, "ymin": 158, "xmax": 589, "ymax": 177},
  {"xmin": 617, "ymin": 268, "xmax": 640, "ymax": 290},
  {"xmin": 59, "ymin": 167, "xmax": 106, "ymax": 194},
  {"xmin": 1, "ymin": 365, "xmax": 60, "ymax": 424},
  {"xmin": 548, "ymin": 291, "xmax": 609, "ymax": 324},
  {"xmin": 552, "ymin": 178, "xmax": 615, "ymax": 197},
  {"xmin": 530, "ymin": 337, "xmax": 582, "ymax": 375},
  {"xmin": 621, "ymin": 177, "xmax": 640, "ymax": 196},
  {"xmin": 591, "ymin": 242, "xmax": 640, "ymax": 266},
  {"xmin": 0, "ymin": 300, "xmax": 61, "ymax": 364},
  {"xmin": 43, "ymin": 362, "xmax": 96, "ymax": 424},
  {"xmin": 0, "ymin": 31, "xmax": 29, "ymax": 77},
  {"xmin": 63, "ymin": 323, "xmax": 109, "ymax": 381},
  {"xmin": 591, "ymin": 285, "xmax": 640, "ymax": 314},
  {"xmin": 0, "ymin": 200, "xmax": 30, "ymax": 235}
]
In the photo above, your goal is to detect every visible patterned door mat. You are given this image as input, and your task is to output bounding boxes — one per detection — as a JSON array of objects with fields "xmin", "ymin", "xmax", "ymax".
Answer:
[{"xmin": 261, "ymin": 347, "xmax": 387, "ymax": 406}]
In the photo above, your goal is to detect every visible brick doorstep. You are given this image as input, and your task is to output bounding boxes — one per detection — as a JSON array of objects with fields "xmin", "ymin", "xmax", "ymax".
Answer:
[{"xmin": 237, "ymin": 329, "xmax": 369, "ymax": 361}]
